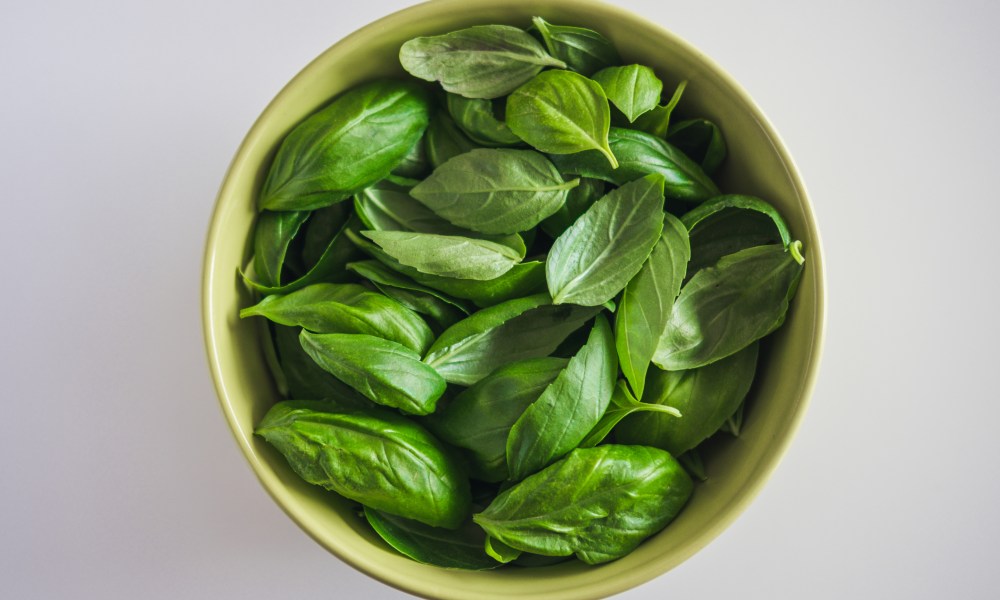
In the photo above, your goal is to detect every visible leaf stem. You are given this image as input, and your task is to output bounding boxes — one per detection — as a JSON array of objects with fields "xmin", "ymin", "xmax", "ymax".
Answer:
[{"xmin": 789, "ymin": 240, "xmax": 805, "ymax": 265}]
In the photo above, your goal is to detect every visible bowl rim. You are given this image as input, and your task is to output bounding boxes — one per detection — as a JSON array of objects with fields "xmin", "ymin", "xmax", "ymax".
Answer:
[{"xmin": 202, "ymin": 0, "xmax": 827, "ymax": 597}]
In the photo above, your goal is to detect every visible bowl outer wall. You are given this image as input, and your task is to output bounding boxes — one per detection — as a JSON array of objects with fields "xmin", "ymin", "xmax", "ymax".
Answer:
[{"xmin": 201, "ymin": 1, "xmax": 827, "ymax": 598}]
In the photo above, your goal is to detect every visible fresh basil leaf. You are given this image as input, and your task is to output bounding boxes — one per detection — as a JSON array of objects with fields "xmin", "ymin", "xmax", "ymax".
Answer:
[
  {"xmin": 299, "ymin": 331, "xmax": 446, "ymax": 415},
  {"xmin": 446, "ymin": 94, "xmax": 521, "ymax": 147},
  {"xmin": 252, "ymin": 210, "xmax": 310, "ymax": 288},
  {"xmin": 507, "ymin": 70, "xmax": 618, "ymax": 168},
  {"xmin": 240, "ymin": 283, "xmax": 434, "ymax": 355},
  {"xmin": 424, "ymin": 357, "xmax": 568, "ymax": 482},
  {"xmin": 618, "ymin": 343, "xmax": 758, "ymax": 454},
  {"xmin": 550, "ymin": 127, "xmax": 719, "ymax": 202},
  {"xmin": 530, "ymin": 17, "xmax": 620, "ymax": 76},
  {"xmin": 300, "ymin": 203, "xmax": 353, "ymax": 270},
  {"xmin": 260, "ymin": 79, "xmax": 430, "ymax": 211},
  {"xmin": 547, "ymin": 174, "xmax": 666, "ymax": 306},
  {"xmin": 485, "ymin": 536, "xmax": 522, "ymax": 563},
  {"xmin": 474, "ymin": 444, "xmax": 693, "ymax": 564},
  {"xmin": 272, "ymin": 325, "xmax": 362, "ymax": 401},
  {"xmin": 539, "ymin": 177, "xmax": 604, "ymax": 238},
  {"xmin": 346, "ymin": 260, "xmax": 469, "ymax": 331},
  {"xmin": 615, "ymin": 212, "xmax": 690, "ymax": 398},
  {"xmin": 632, "ymin": 80, "xmax": 687, "ymax": 138},
  {"xmin": 256, "ymin": 400, "xmax": 469, "ymax": 527},
  {"xmin": 667, "ymin": 117, "xmax": 727, "ymax": 175},
  {"xmin": 578, "ymin": 380, "xmax": 682, "ymax": 448},
  {"xmin": 591, "ymin": 65, "xmax": 663, "ymax": 123},
  {"xmin": 361, "ymin": 230, "xmax": 524, "ymax": 281},
  {"xmin": 365, "ymin": 507, "xmax": 499, "ymax": 570},
  {"xmin": 654, "ymin": 243, "xmax": 805, "ymax": 370},
  {"xmin": 681, "ymin": 194, "xmax": 791, "ymax": 247},
  {"xmin": 390, "ymin": 136, "xmax": 429, "ymax": 179},
  {"xmin": 506, "ymin": 315, "xmax": 616, "ymax": 481},
  {"xmin": 425, "ymin": 110, "xmax": 479, "ymax": 169},
  {"xmin": 424, "ymin": 295, "xmax": 602, "ymax": 385},
  {"xmin": 685, "ymin": 202, "xmax": 787, "ymax": 276},
  {"xmin": 411, "ymin": 148, "xmax": 579, "ymax": 235},
  {"xmin": 399, "ymin": 25, "xmax": 566, "ymax": 99}
]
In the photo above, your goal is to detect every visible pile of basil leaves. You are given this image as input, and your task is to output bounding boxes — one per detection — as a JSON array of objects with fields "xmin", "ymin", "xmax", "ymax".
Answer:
[{"xmin": 241, "ymin": 17, "xmax": 806, "ymax": 569}]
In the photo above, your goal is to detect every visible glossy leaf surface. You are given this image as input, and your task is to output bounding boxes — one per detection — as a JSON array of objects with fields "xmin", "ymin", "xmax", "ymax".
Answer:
[
  {"xmin": 361, "ymin": 230, "xmax": 524, "ymax": 281},
  {"xmin": 592, "ymin": 64, "xmax": 663, "ymax": 123}
]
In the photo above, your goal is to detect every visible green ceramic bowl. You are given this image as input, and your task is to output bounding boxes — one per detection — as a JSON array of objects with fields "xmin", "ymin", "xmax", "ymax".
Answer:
[{"xmin": 202, "ymin": 1, "xmax": 825, "ymax": 598}]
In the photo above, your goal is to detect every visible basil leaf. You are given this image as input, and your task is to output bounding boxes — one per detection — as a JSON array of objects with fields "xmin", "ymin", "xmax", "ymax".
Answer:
[
  {"xmin": 256, "ymin": 400, "xmax": 469, "ymax": 527},
  {"xmin": 485, "ymin": 536, "xmax": 522, "ymax": 563},
  {"xmin": 618, "ymin": 343, "xmax": 758, "ymax": 455},
  {"xmin": 364, "ymin": 507, "xmax": 499, "ymax": 570},
  {"xmin": 260, "ymin": 80, "xmax": 430, "ymax": 211},
  {"xmin": 272, "ymin": 325, "xmax": 361, "ymax": 401},
  {"xmin": 547, "ymin": 174, "xmax": 666, "ymax": 306},
  {"xmin": 667, "ymin": 117, "xmax": 727, "ymax": 175},
  {"xmin": 425, "ymin": 110, "xmax": 478, "ymax": 169},
  {"xmin": 615, "ymin": 212, "xmax": 690, "ymax": 398},
  {"xmin": 550, "ymin": 127, "xmax": 719, "ymax": 202},
  {"xmin": 399, "ymin": 25, "xmax": 566, "ymax": 99},
  {"xmin": 346, "ymin": 260, "xmax": 469, "ymax": 331},
  {"xmin": 361, "ymin": 230, "xmax": 524, "ymax": 281},
  {"xmin": 474, "ymin": 444, "xmax": 693, "ymax": 564},
  {"xmin": 349, "ymin": 229, "xmax": 547, "ymax": 307},
  {"xmin": 411, "ymin": 148, "xmax": 579, "ymax": 235},
  {"xmin": 391, "ymin": 136, "xmax": 429, "ymax": 179},
  {"xmin": 632, "ymin": 80, "xmax": 687, "ymax": 138},
  {"xmin": 681, "ymin": 194, "xmax": 791, "ymax": 247},
  {"xmin": 539, "ymin": 177, "xmax": 604, "ymax": 238},
  {"xmin": 299, "ymin": 331, "xmax": 446, "ymax": 415},
  {"xmin": 591, "ymin": 65, "xmax": 663, "ymax": 123},
  {"xmin": 654, "ymin": 242, "xmax": 805, "ymax": 370},
  {"xmin": 425, "ymin": 357, "xmax": 568, "ymax": 482},
  {"xmin": 507, "ymin": 70, "xmax": 618, "ymax": 168},
  {"xmin": 506, "ymin": 315, "xmax": 617, "ymax": 481},
  {"xmin": 300, "ymin": 203, "xmax": 353, "ymax": 270},
  {"xmin": 252, "ymin": 210, "xmax": 310, "ymax": 288},
  {"xmin": 530, "ymin": 17, "xmax": 620, "ymax": 76},
  {"xmin": 424, "ymin": 295, "xmax": 602, "ymax": 385},
  {"xmin": 446, "ymin": 94, "xmax": 521, "ymax": 147},
  {"xmin": 685, "ymin": 199, "xmax": 788, "ymax": 276},
  {"xmin": 240, "ymin": 283, "xmax": 434, "ymax": 355},
  {"xmin": 578, "ymin": 380, "xmax": 682, "ymax": 448}
]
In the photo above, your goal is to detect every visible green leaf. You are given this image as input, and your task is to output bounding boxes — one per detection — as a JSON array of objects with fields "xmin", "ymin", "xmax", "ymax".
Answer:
[
  {"xmin": 506, "ymin": 315, "xmax": 617, "ymax": 481},
  {"xmin": 260, "ymin": 79, "xmax": 430, "ymax": 211},
  {"xmin": 530, "ymin": 17, "xmax": 620, "ymax": 76},
  {"xmin": 361, "ymin": 230, "xmax": 523, "ymax": 281},
  {"xmin": 256, "ymin": 400, "xmax": 469, "ymax": 528},
  {"xmin": 684, "ymin": 197, "xmax": 789, "ymax": 276},
  {"xmin": 577, "ymin": 380, "xmax": 682, "ymax": 448},
  {"xmin": 591, "ymin": 65, "xmax": 663, "ymax": 123},
  {"xmin": 615, "ymin": 212, "xmax": 690, "ymax": 398},
  {"xmin": 400, "ymin": 25, "xmax": 566, "ymax": 99},
  {"xmin": 424, "ymin": 294, "xmax": 602, "ymax": 386},
  {"xmin": 485, "ymin": 536, "xmax": 522, "ymax": 563},
  {"xmin": 546, "ymin": 174, "xmax": 666, "ymax": 306},
  {"xmin": 299, "ymin": 331, "xmax": 446, "ymax": 415},
  {"xmin": 271, "ymin": 325, "xmax": 362, "ymax": 401},
  {"xmin": 390, "ymin": 136, "xmax": 429, "ymax": 179},
  {"xmin": 411, "ymin": 148, "xmax": 578, "ymax": 235},
  {"xmin": 666, "ymin": 117, "xmax": 727, "ymax": 175},
  {"xmin": 364, "ymin": 507, "xmax": 499, "ymax": 570},
  {"xmin": 539, "ymin": 177, "xmax": 604, "ymax": 238},
  {"xmin": 632, "ymin": 79, "xmax": 687, "ymax": 138},
  {"xmin": 300, "ymin": 203, "xmax": 353, "ymax": 270},
  {"xmin": 252, "ymin": 210, "xmax": 310, "ymax": 288},
  {"xmin": 346, "ymin": 260, "xmax": 469, "ymax": 331},
  {"xmin": 618, "ymin": 343, "xmax": 758, "ymax": 455},
  {"xmin": 550, "ymin": 127, "xmax": 719, "ymax": 202},
  {"xmin": 424, "ymin": 110, "xmax": 479, "ymax": 169},
  {"xmin": 446, "ymin": 94, "xmax": 522, "ymax": 147},
  {"xmin": 654, "ymin": 243, "xmax": 804, "ymax": 370},
  {"xmin": 240, "ymin": 283, "xmax": 434, "ymax": 355},
  {"xmin": 474, "ymin": 444, "xmax": 693, "ymax": 564},
  {"xmin": 681, "ymin": 194, "xmax": 791, "ymax": 247},
  {"xmin": 425, "ymin": 357, "xmax": 567, "ymax": 481},
  {"xmin": 507, "ymin": 70, "xmax": 618, "ymax": 168}
]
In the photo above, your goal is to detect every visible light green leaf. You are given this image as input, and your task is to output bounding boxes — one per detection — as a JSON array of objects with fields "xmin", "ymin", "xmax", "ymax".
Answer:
[
  {"xmin": 633, "ymin": 79, "xmax": 687, "ymax": 138},
  {"xmin": 591, "ymin": 64, "xmax": 663, "ymax": 123},
  {"xmin": 361, "ymin": 230, "xmax": 524, "ymax": 281}
]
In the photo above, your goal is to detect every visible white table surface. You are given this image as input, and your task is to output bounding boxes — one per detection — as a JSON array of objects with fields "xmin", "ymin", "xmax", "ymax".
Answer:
[{"xmin": 2, "ymin": 1, "xmax": 998, "ymax": 598}]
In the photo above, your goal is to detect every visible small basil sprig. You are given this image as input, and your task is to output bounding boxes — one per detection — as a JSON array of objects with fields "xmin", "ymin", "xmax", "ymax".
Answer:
[
  {"xmin": 256, "ymin": 401, "xmax": 469, "ymax": 528},
  {"xmin": 259, "ymin": 80, "xmax": 430, "ymax": 211},
  {"xmin": 530, "ymin": 17, "xmax": 620, "ymax": 76},
  {"xmin": 474, "ymin": 444, "xmax": 693, "ymax": 564},
  {"xmin": 591, "ymin": 64, "xmax": 663, "ymax": 123},
  {"xmin": 400, "ymin": 25, "xmax": 566, "ymax": 99},
  {"xmin": 446, "ymin": 94, "xmax": 522, "ymax": 147},
  {"xmin": 507, "ymin": 70, "xmax": 619, "ymax": 168}
]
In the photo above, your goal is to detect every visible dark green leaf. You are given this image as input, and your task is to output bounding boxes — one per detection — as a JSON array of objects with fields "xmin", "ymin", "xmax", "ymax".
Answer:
[
  {"xmin": 424, "ymin": 110, "xmax": 478, "ymax": 169},
  {"xmin": 365, "ymin": 507, "xmax": 499, "ymax": 570},
  {"xmin": 615, "ymin": 212, "xmax": 689, "ymax": 398},
  {"xmin": 530, "ymin": 17, "xmax": 620, "ymax": 76},
  {"xmin": 618, "ymin": 343, "xmax": 758, "ymax": 454},
  {"xmin": 300, "ymin": 203, "xmax": 353, "ymax": 270},
  {"xmin": 506, "ymin": 315, "xmax": 617, "ymax": 481},
  {"xmin": 666, "ymin": 118, "xmax": 727, "ymax": 175},
  {"xmin": 411, "ymin": 148, "xmax": 578, "ymax": 235},
  {"xmin": 591, "ymin": 65, "xmax": 663, "ymax": 123},
  {"xmin": 260, "ymin": 80, "xmax": 430, "ymax": 211},
  {"xmin": 346, "ymin": 260, "xmax": 469, "ymax": 331},
  {"xmin": 539, "ymin": 177, "xmax": 604, "ymax": 238},
  {"xmin": 391, "ymin": 136, "xmax": 429, "ymax": 179},
  {"xmin": 546, "ymin": 174, "xmax": 665, "ymax": 306},
  {"xmin": 299, "ymin": 331, "xmax": 446, "ymax": 415},
  {"xmin": 474, "ymin": 444, "xmax": 693, "ymax": 564},
  {"xmin": 507, "ymin": 70, "xmax": 618, "ymax": 168},
  {"xmin": 681, "ymin": 194, "xmax": 791, "ymax": 247},
  {"xmin": 256, "ymin": 400, "xmax": 469, "ymax": 527},
  {"xmin": 252, "ymin": 210, "xmax": 310, "ymax": 288},
  {"xmin": 678, "ymin": 450, "xmax": 708, "ymax": 482},
  {"xmin": 654, "ymin": 243, "xmax": 804, "ymax": 370},
  {"xmin": 578, "ymin": 380, "xmax": 681, "ymax": 448},
  {"xmin": 399, "ymin": 25, "xmax": 565, "ymax": 99},
  {"xmin": 550, "ymin": 127, "xmax": 719, "ymax": 202},
  {"xmin": 361, "ymin": 230, "xmax": 524, "ymax": 281},
  {"xmin": 632, "ymin": 80, "xmax": 687, "ymax": 138},
  {"xmin": 446, "ymin": 94, "xmax": 521, "ymax": 147},
  {"xmin": 272, "ymin": 325, "xmax": 361, "ymax": 401},
  {"xmin": 685, "ymin": 201, "xmax": 787, "ymax": 276}
]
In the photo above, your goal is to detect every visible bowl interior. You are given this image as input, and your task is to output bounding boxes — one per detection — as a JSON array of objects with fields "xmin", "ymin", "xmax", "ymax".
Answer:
[{"xmin": 202, "ymin": 1, "xmax": 825, "ymax": 598}]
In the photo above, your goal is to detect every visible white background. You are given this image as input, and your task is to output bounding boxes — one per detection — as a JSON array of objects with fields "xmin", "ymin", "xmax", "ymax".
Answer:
[{"xmin": 2, "ymin": 0, "xmax": 998, "ymax": 598}]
